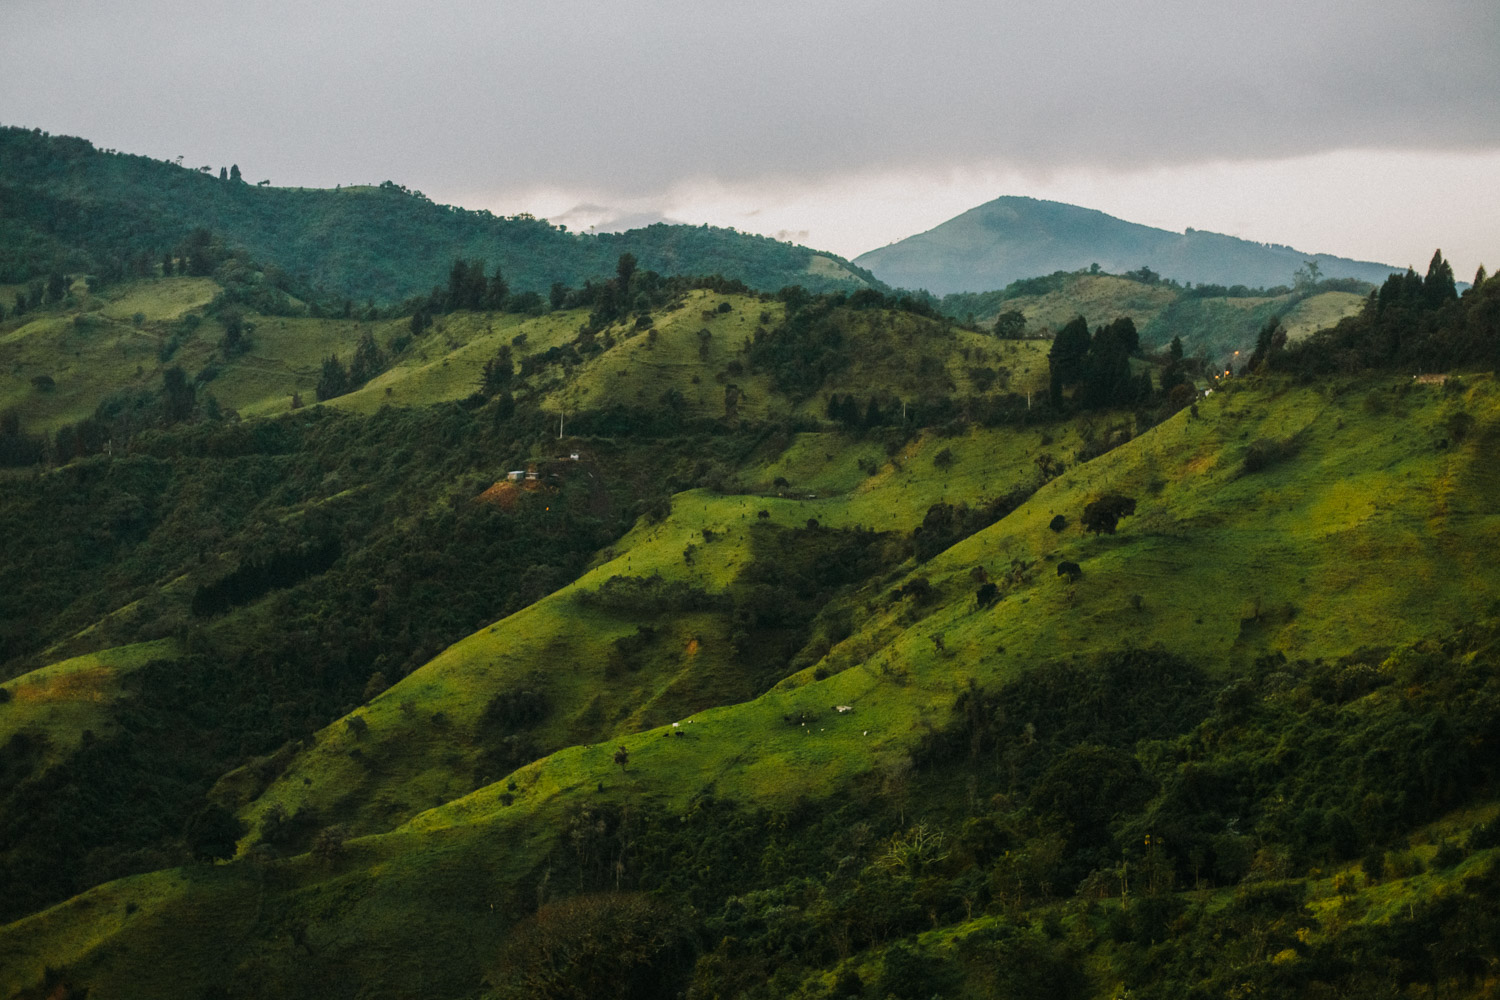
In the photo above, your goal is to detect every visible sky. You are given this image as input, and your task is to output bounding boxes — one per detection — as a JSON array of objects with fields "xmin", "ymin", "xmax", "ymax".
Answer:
[{"xmin": 6, "ymin": 0, "xmax": 1498, "ymax": 277}]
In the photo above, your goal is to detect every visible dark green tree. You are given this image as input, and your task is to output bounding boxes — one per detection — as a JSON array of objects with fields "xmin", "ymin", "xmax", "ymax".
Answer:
[
  {"xmin": 220, "ymin": 308, "xmax": 247, "ymax": 354},
  {"xmin": 1424, "ymin": 249, "xmax": 1457, "ymax": 307},
  {"xmin": 1079, "ymin": 318, "xmax": 1136, "ymax": 408},
  {"xmin": 485, "ymin": 266, "xmax": 510, "ymax": 310},
  {"xmin": 1081, "ymin": 493, "xmax": 1136, "ymax": 534},
  {"xmin": 1246, "ymin": 316, "xmax": 1287, "ymax": 372},
  {"xmin": 316, "ymin": 354, "xmax": 350, "ymax": 401},
  {"xmin": 347, "ymin": 331, "xmax": 386, "ymax": 385},
  {"xmin": 229, "ymin": 163, "xmax": 242, "ymax": 183},
  {"xmin": 447, "ymin": 258, "xmax": 487, "ymax": 311},
  {"xmin": 616, "ymin": 252, "xmax": 638, "ymax": 295},
  {"xmin": 184, "ymin": 804, "xmax": 246, "ymax": 862},
  {"xmin": 1161, "ymin": 335, "xmax": 1188, "ymax": 394},
  {"xmin": 162, "ymin": 366, "xmax": 195, "ymax": 423},
  {"xmin": 183, "ymin": 228, "xmax": 220, "ymax": 276},
  {"xmin": 994, "ymin": 309, "xmax": 1027, "ymax": 339},
  {"xmin": 480, "ymin": 345, "xmax": 513, "ymax": 396},
  {"xmin": 218, "ymin": 166, "xmax": 227, "ymax": 180},
  {"xmin": 1048, "ymin": 315, "xmax": 1091, "ymax": 407}
]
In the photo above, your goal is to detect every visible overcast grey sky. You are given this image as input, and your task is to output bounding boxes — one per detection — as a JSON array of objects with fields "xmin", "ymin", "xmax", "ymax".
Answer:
[{"xmin": 6, "ymin": 0, "xmax": 1497, "ymax": 274}]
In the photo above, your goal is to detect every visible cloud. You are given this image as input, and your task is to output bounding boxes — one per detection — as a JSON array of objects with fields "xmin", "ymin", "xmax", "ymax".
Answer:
[
  {"xmin": 6, "ymin": 0, "xmax": 1498, "ymax": 203},
  {"xmin": 5, "ymin": 1, "xmax": 1495, "ymax": 277}
]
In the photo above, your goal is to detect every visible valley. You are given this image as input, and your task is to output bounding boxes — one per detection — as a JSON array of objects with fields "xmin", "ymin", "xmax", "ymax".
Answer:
[{"xmin": 0, "ymin": 129, "xmax": 1497, "ymax": 1000}]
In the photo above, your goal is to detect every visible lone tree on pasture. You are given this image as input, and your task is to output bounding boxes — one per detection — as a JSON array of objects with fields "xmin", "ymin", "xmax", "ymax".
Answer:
[
  {"xmin": 1081, "ymin": 494, "xmax": 1136, "ymax": 535},
  {"xmin": 183, "ymin": 804, "xmax": 245, "ymax": 862},
  {"xmin": 994, "ymin": 309, "xmax": 1026, "ymax": 339}
]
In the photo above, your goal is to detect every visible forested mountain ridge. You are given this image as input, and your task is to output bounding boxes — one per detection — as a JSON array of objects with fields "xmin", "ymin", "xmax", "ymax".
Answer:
[
  {"xmin": 0, "ymin": 126, "xmax": 879, "ymax": 302},
  {"xmin": 857, "ymin": 195, "xmax": 1403, "ymax": 295},
  {"xmin": 2, "ymin": 233, "xmax": 1500, "ymax": 997}
]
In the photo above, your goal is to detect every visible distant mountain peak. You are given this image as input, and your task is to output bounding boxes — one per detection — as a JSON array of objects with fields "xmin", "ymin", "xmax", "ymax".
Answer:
[{"xmin": 854, "ymin": 197, "xmax": 1398, "ymax": 295}]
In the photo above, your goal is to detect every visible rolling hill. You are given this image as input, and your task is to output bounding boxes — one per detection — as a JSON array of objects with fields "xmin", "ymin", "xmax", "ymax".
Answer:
[
  {"xmin": 4, "ymin": 351, "xmax": 1499, "ymax": 998},
  {"xmin": 2, "ymin": 250, "xmax": 1499, "ymax": 996},
  {"xmin": 855, "ymin": 195, "xmax": 1402, "ymax": 296},
  {"xmin": 0, "ymin": 126, "xmax": 878, "ymax": 302},
  {"xmin": 936, "ymin": 270, "xmax": 1373, "ymax": 366}
]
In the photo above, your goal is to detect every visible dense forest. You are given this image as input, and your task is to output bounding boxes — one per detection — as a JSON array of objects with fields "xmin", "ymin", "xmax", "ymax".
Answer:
[
  {"xmin": 1269, "ymin": 251, "xmax": 1499, "ymax": 374},
  {"xmin": 0, "ymin": 126, "xmax": 880, "ymax": 301}
]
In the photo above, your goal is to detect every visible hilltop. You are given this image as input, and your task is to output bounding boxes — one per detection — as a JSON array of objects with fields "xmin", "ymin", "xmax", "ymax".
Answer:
[
  {"xmin": 855, "ymin": 195, "xmax": 1401, "ymax": 296},
  {"xmin": 938, "ymin": 268, "xmax": 1373, "ymax": 365},
  {"xmin": 0, "ymin": 126, "xmax": 878, "ymax": 302}
]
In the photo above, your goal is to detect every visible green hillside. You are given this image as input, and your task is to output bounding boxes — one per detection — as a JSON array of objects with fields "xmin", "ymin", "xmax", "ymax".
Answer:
[
  {"xmin": 3, "ymin": 261, "xmax": 1499, "ymax": 999},
  {"xmin": 5, "ymin": 371, "xmax": 1499, "ymax": 1000},
  {"xmin": 939, "ymin": 269, "xmax": 1372, "ymax": 367},
  {"xmin": 0, "ymin": 126, "xmax": 879, "ymax": 301}
]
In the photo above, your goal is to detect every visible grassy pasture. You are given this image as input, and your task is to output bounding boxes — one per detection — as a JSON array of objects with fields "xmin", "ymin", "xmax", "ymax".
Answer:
[
  {"xmin": 229, "ymin": 415, "xmax": 1069, "ymax": 841},
  {"xmin": 383, "ymin": 377, "xmax": 1500, "ymax": 906},
  {"xmin": 0, "ymin": 640, "xmax": 179, "ymax": 765},
  {"xmin": 0, "ymin": 313, "xmax": 163, "ymax": 430},
  {"xmin": 331, "ymin": 308, "xmax": 577, "ymax": 415},
  {"xmin": 1282, "ymin": 290, "xmax": 1368, "ymax": 342},
  {"xmin": 854, "ymin": 375, "xmax": 1500, "ymax": 683},
  {"xmin": 96, "ymin": 278, "xmax": 218, "ymax": 322},
  {"xmin": 976, "ymin": 274, "xmax": 1179, "ymax": 333},
  {"xmin": 544, "ymin": 292, "xmax": 782, "ymax": 422},
  {"xmin": 233, "ymin": 375, "xmax": 1500, "ymax": 857},
  {"xmin": 3, "ymin": 280, "xmax": 1054, "ymax": 445}
]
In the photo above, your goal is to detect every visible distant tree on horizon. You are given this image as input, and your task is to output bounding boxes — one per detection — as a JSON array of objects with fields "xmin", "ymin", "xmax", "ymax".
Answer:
[{"xmin": 1424, "ymin": 249, "xmax": 1457, "ymax": 307}]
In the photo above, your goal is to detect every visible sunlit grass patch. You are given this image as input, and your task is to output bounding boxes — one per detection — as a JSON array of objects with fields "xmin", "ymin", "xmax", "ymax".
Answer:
[{"xmin": 0, "ymin": 640, "xmax": 180, "ymax": 764}]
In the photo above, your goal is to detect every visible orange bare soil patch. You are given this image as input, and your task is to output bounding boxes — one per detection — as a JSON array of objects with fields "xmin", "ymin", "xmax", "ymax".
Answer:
[
  {"xmin": 1183, "ymin": 450, "xmax": 1219, "ymax": 476},
  {"xmin": 685, "ymin": 637, "xmax": 701, "ymax": 657},
  {"xmin": 12, "ymin": 666, "xmax": 112, "ymax": 704},
  {"xmin": 474, "ymin": 477, "xmax": 550, "ymax": 510},
  {"xmin": 474, "ymin": 481, "xmax": 521, "ymax": 510}
]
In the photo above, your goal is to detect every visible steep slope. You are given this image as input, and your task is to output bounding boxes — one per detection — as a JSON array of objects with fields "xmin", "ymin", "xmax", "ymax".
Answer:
[
  {"xmin": 4, "ymin": 374, "xmax": 1498, "ymax": 999},
  {"xmin": 231, "ymin": 372, "xmax": 1500, "ymax": 848},
  {"xmin": 0, "ymin": 126, "xmax": 880, "ymax": 300},
  {"xmin": 856, "ymin": 195, "xmax": 1400, "ymax": 295},
  {"xmin": 6, "ymin": 264, "xmax": 1500, "ymax": 998}
]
